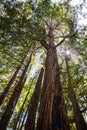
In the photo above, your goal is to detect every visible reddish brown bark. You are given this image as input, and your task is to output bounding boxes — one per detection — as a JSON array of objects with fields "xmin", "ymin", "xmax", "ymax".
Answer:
[
  {"xmin": 0, "ymin": 57, "xmax": 25, "ymax": 106},
  {"xmin": 65, "ymin": 56, "xmax": 87, "ymax": 130},
  {"xmin": 36, "ymin": 28, "xmax": 70, "ymax": 130},
  {"xmin": 0, "ymin": 55, "xmax": 32, "ymax": 130},
  {"xmin": 25, "ymin": 68, "xmax": 44, "ymax": 130}
]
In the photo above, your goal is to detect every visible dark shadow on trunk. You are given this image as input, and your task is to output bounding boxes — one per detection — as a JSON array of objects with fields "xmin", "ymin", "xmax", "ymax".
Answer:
[{"xmin": 25, "ymin": 68, "xmax": 44, "ymax": 130}]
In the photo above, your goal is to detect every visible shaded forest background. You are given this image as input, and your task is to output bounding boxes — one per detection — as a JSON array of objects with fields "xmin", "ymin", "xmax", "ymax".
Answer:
[{"xmin": 0, "ymin": 0, "xmax": 87, "ymax": 130}]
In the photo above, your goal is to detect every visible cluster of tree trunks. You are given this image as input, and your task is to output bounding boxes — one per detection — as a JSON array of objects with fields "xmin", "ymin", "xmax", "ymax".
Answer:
[
  {"xmin": 36, "ymin": 27, "xmax": 70, "ymax": 130},
  {"xmin": 0, "ymin": 27, "xmax": 87, "ymax": 130},
  {"xmin": 0, "ymin": 55, "xmax": 32, "ymax": 130},
  {"xmin": 0, "ymin": 57, "xmax": 25, "ymax": 107},
  {"xmin": 65, "ymin": 56, "xmax": 87, "ymax": 130},
  {"xmin": 13, "ymin": 77, "xmax": 34, "ymax": 130},
  {"xmin": 25, "ymin": 68, "xmax": 44, "ymax": 130}
]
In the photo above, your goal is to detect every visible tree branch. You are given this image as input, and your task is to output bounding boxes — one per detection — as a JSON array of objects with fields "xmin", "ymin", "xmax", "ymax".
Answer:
[
  {"xmin": 40, "ymin": 40, "xmax": 49, "ymax": 50},
  {"xmin": 54, "ymin": 34, "xmax": 70, "ymax": 48},
  {"xmin": 53, "ymin": 21, "xmax": 62, "ymax": 30},
  {"xmin": 30, "ymin": 37, "xmax": 49, "ymax": 50},
  {"xmin": 81, "ymin": 107, "xmax": 87, "ymax": 113},
  {"xmin": 36, "ymin": 45, "xmax": 42, "ymax": 50}
]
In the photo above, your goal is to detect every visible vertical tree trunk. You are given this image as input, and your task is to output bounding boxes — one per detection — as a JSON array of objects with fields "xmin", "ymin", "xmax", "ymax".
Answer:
[
  {"xmin": 0, "ymin": 57, "xmax": 25, "ymax": 106},
  {"xmin": 65, "ymin": 56, "xmax": 87, "ymax": 130},
  {"xmin": 25, "ymin": 68, "xmax": 44, "ymax": 130},
  {"xmin": 36, "ymin": 28, "xmax": 70, "ymax": 130},
  {"xmin": 0, "ymin": 55, "xmax": 32, "ymax": 130},
  {"xmin": 13, "ymin": 77, "xmax": 34, "ymax": 130}
]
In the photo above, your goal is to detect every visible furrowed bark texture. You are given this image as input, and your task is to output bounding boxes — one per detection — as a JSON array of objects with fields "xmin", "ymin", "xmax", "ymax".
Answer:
[
  {"xmin": 25, "ymin": 68, "xmax": 44, "ymax": 130},
  {"xmin": 0, "ymin": 57, "xmax": 25, "ymax": 106},
  {"xmin": 36, "ymin": 28, "xmax": 70, "ymax": 130},
  {"xmin": 0, "ymin": 55, "xmax": 32, "ymax": 130},
  {"xmin": 65, "ymin": 56, "xmax": 87, "ymax": 130}
]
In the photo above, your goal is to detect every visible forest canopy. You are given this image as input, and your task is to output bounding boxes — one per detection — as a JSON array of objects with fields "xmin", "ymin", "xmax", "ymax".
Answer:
[{"xmin": 0, "ymin": 0, "xmax": 87, "ymax": 130}]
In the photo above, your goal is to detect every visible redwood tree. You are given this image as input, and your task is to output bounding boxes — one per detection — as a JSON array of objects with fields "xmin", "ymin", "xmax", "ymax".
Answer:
[
  {"xmin": 25, "ymin": 68, "xmax": 44, "ymax": 130},
  {"xmin": 13, "ymin": 77, "xmax": 35, "ymax": 130},
  {"xmin": 0, "ymin": 57, "xmax": 25, "ymax": 107},
  {"xmin": 65, "ymin": 54, "xmax": 87, "ymax": 130},
  {"xmin": 36, "ymin": 27, "xmax": 70, "ymax": 130},
  {"xmin": 0, "ymin": 0, "xmax": 87, "ymax": 129},
  {"xmin": 0, "ymin": 54, "xmax": 32, "ymax": 130}
]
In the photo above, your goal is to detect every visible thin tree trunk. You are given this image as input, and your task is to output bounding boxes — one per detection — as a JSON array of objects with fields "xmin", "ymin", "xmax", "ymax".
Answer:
[
  {"xmin": 19, "ymin": 105, "xmax": 29, "ymax": 130},
  {"xmin": 25, "ymin": 68, "xmax": 44, "ymax": 130},
  {"xmin": 0, "ymin": 58, "xmax": 25, "ymax": 107},
  {"xmin": 17, "ymin": 109, "xmax": 27, "ymax": 130},
  {"xmin": 0, "ymin": 55, "xmax": 32, "ymax": 130},
  {"xmin": 13, "ymin": 77, "xmax": 34, "ymax": 130},
  {"xmin": 65, "ymin": 56, "xmax": 87, "ymax": 130},
  {"xmin": 36, "ymin": 28, "xmax": 70, "ymax": 130},
  {"xmin": 18, "ymin": 75, "xmax": 37, "ymax": 130}
]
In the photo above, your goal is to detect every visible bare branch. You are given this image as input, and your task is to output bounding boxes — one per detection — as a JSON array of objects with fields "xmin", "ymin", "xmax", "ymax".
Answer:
[
  {"xmin": 40, "ymin": 40, "xmax": 49, "ymax": 50},
  {"xmin": 54, "ymin": 34, "xmax": 70, "ymax": 48},
  {"xmin": 54, "ymin": 35, "xmax": 69, "ymax": 39},
  {"xmin": 36, "ymin": 46, "xmax": 42, "ymax": 50},
  {"xmin": 30, "ymin": 37, "xmax": 49, "ymax": 50},
  {"xmin": 53, "ymin": 21, "xmax": 62, "ymax": 30}
]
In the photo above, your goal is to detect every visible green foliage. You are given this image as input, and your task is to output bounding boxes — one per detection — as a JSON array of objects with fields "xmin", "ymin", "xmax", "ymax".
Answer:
[{"xmin": 0, "ymin": 0, "xmax": 87, "ymax": 129}]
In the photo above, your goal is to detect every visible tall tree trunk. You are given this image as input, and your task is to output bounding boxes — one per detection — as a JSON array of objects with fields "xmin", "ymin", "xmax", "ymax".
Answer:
[
  {"xmin": 65, "ymin": 56, "xmax": 87, "ymax": 130},
  {"xmin": 19, "ymin": 107, "xmax": 28, "ymax": 130},
  {"xmin": 36, "ymin": 28, "xmax": 70, "ymax": 130},
  {"xmin": 0, "ymin": 55, "xmax": 32, "ymax": 130},
  {"xmin": 19, "ymin": 90, "xmax": 35, "ymax": 130},
  {"xmin": 25, "ymin": 68, "xmax": 44, "ymax": 130},
  {"xmin": 0, "ymin": 57, "xmax": 25, "ymax": 107},
  {"xmin": 13, "ymin": 77, "xmax": 34, "ymax": 130}
]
